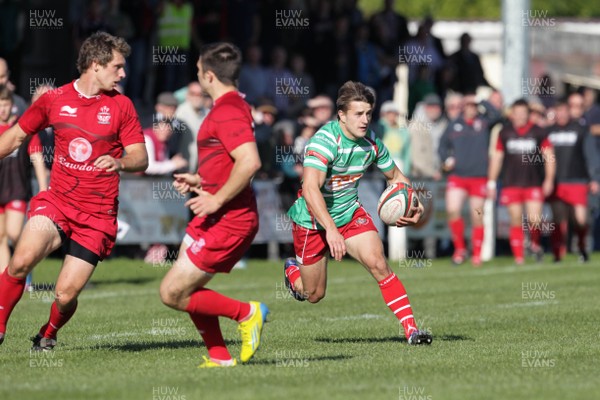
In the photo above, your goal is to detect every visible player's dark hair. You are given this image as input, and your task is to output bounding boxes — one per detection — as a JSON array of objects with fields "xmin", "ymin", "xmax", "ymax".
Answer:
[
  {"xmin": 0, "ymin": 84, "xmax": 13, "ymax": 103},
  {"xmin": 77, "ymin": 31, "xmax": 131, "ymax": 74},
  {"xmin": 336, "ymin": 81, "xmax": 376, "ymax": 118},
  {"xmin": 554, "ymin": 98, "xmax": 568, "ymax": 108},
  {"xmin": 511, "ymin": 98, "xmax": 530, "ymax": 112},
  {"xmin": 199, "ymin": 42, "xmax": 242, "ymax": 86}
]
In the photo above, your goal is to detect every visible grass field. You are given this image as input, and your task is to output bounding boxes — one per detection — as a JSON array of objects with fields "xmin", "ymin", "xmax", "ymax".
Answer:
[{"xmin": 1, "ymin": 253, "xmax": 599, "ymax": 400}]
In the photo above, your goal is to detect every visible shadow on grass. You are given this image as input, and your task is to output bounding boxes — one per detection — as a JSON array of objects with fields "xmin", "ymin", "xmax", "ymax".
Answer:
[
  {"xmin": 86, "ymin": 277, "xmax": 156, "ymax": 287},
  {"xmin": 76, "ymin": 339, "xmax": 240, "ymax": 352},
  {"xmin": 315, "ymin": 334, "xmax": 473, "ymax": 344},
  {"xmin": 248, "ymin": 354, "xmax": 352, "ymax": 365}
]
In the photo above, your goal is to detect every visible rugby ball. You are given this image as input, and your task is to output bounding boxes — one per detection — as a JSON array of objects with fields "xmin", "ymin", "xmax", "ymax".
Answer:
[{"xmin": 377, "ymin": 183, "xmax": 417, "ymax": 226}]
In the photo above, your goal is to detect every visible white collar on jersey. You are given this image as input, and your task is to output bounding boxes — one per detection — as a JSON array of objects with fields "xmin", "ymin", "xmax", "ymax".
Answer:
[{"xmin": 73, "ymin": 79, "xmax": 101, "ymax": 99}]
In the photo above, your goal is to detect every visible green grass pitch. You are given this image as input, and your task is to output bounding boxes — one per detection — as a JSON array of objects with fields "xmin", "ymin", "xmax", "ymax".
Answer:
[{"xmin": 1, "ymin": 254, "xmax": 599, "ymax": 400}]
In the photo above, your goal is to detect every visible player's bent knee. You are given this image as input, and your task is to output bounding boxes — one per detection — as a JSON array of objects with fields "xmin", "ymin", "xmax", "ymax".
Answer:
[
  {"xmin": 54, "ymin": 291, "xmax": 78, "ymax": 308},
  {"xmin": 367, "ymin": 258, "xmax": 391, "ymax": 279},
  {"xmin": 306, "ymin": 289, "xmax": 326, "ymax": 303},
  {"xmin": 159, "ymin": 286, "xmax": 183, "ymax": 310},
  {"xmin": 9, "ymin": 252, "xmax": 36, "ymax": 277}
]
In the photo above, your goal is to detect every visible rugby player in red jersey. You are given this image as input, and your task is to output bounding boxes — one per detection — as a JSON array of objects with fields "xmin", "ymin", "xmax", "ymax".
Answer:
[
  {"xmin": 0, "ymin": 32, "xmax": 148, "ymax": 349},
  {"xmin": 546, "ymin": 100, "xmax": 600, "ymax": 262},
  {"xmin": 159, "ymin": 43, "xmax": 268, "ymax": 368},
  {"xmin": 487, "ymin": 99, "xmax": 556, "ymax": 264}
]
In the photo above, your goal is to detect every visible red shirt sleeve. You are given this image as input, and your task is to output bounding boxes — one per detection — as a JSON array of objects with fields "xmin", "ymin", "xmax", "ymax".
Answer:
[
  {"xmin": 118, "ymin": 98, "xmax": 145, "ymax": 147},
  {"xmin": 540, "ymin": 137, "xmax": 552, "ymax": 150},
  {"xmin": 216, "ymin": 104, "xmax": 255, "ymax": 154},
  {"xmin": 27, "ymin": 134, "xmax": 43, "ymax": 155},
  {"xmin": 18, "ymin": 92, "xmax": 51, "ymax": 135},
  {"xmin": 496, "ymin": 135, "xmax": 505, "ymax": 151}
]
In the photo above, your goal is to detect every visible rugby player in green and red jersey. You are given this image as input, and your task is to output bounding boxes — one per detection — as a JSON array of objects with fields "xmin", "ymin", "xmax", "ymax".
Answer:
[{"xmin": 284, "ymin": 81, "xmax": 432, "ymax": 345}]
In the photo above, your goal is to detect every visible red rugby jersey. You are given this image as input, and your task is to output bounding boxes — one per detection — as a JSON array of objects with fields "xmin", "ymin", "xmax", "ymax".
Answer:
[
  {"xmin": 18, "ymin": 81, "xmax": 144, "ymax": 215},
  {"xmin": 196, "ymin": 91, "xmax": 258, "ymax": 228}
]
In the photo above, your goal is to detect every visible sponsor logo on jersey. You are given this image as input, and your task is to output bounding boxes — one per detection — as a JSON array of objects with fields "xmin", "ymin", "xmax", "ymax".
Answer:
[
  {"xmin": 58, "ymin": 156, "xmax": 101, "ymax": 172},
  {"xmin": 59, "ymin": 105, "xmax": 77, "ymax": 117},
  {"xmin": 97, "ymin": 106, "xmax": 111, "ymax": 125},
  {"xmin": 506, "ymin": 138, "xmax": 537, "ymax": 154},
  {"xmin": 69, "ymin": 137, "xmax": 93, "ymax": 162},
  {"xmin": 548, "ymin": 131, "xmax": 577, "ymax": 146},
  {"xmin": 190, "ymin": 238, "xmax": 206, "ymax": 255}
]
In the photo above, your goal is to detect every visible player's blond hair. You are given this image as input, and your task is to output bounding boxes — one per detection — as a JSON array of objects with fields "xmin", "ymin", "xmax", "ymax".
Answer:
[
  {"xmin": 77, "ymin": 31, "xmax": 130, "ymax": 74},
  {"xmin": 336, "ymin": 81, "xmax": 376, "ymax": 118}
]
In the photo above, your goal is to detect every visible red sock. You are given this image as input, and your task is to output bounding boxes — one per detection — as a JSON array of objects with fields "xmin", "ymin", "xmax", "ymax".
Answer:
[
  {"xmin": 559, "ymin": 221, "xmax": 567, "ymax": 258},
  {"xmin": 550, "ymin": 222, "xmax": 564, "ymax": 260},
  {"xmin": 189, "ymin": 314, "xmax": 232, "ymax": 362},
  {"xmin": 378, "ymin": 273, "xmax": 417, "ymax": 339},
  {"xmin": 41, "ymin": 301, "xmax": 78, "ymax": 339},
  {"xmin": 576, "ymin": 224, "xmax": 588, "ymax": 252},
  {"xmin": 510, "ymin": 226, "xmax": 525, "ymax": 261},
  {"xmin": 471, "ymin": 225, "xmax": 484, "ymax": 259},
  {"xmin": 285, "ymin": 264, "xmax": 301, "ymax": 287},
  {"xmin": 186, "ymin": 288, "xmax": 251, "ymax": 322},
  {"xmin": 0, "ymin": 269, "xmax": 26, "ymax": 333},
  {"xmin": 530, "ymin": 227, "xmax": 541, "ymax": 249},
  {"xmin": 449, "ymin": 218, "xmax": 466, "ymax": 254}
]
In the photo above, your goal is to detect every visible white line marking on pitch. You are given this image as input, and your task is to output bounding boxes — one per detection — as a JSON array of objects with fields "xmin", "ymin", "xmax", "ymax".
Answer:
[{"xmin": 497, "ymin": 300, "xmax": 559, "ymax": 308}]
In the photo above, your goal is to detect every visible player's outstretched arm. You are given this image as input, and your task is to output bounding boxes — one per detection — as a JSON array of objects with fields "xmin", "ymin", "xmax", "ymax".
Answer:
[
  {"xmin": 0, "ymin": 123, "xmax": 27, "ymax": 159},
  {"xmin": 303, "ymin": 166, "xmax": 346, "ymax": 261},
  {"xmin": 94, "ymin": 143, "xmax": 148, "ymax": 172},
  {"xmin": 487, "ymin": 149, "xmax": 504, "ymax": 199},
  {"xmin": 30, "ymin": 151, "xmax": 48, "ymax": 191},
  {"xmin": 541, "ymin": 146, "xmax": 556, "ymax": 197},
  {"xmin": 185, "ymin": 142, "xmax": 261, "ymax": 217}
]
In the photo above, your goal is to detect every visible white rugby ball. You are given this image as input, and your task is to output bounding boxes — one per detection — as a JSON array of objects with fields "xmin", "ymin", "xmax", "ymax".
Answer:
[{"xmin": 377, "ymin": 183, "xmax": 416, "ymax": 226}]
